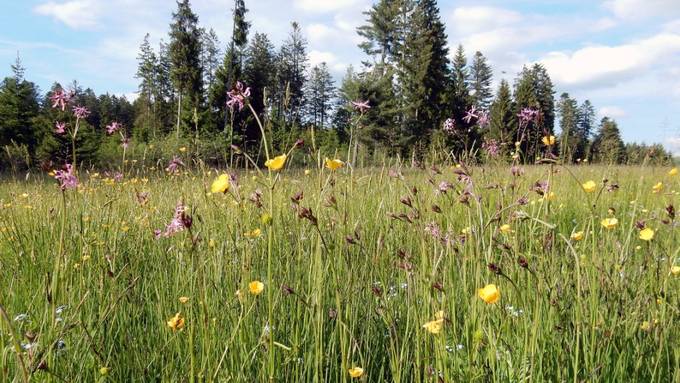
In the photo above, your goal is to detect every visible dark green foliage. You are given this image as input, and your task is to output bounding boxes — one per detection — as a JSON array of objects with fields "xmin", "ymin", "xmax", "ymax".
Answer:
[
  {"xmin": 469, "ymin": 51, "xmax": 493, "ymax": 110},
  {"xmin": 305, "ymin": 63, "xmax": 335, "ymax": 129},
  {"xmin": 168, "ymin": 0, "xmax": 204, "ymax": 133},
  {"xmin": 488, "ymin": 80, "xmax": 516, "ymax": 153},
  {"xmin": 590, "ymin": 117, "xmax": 626, "ymax": 164}
]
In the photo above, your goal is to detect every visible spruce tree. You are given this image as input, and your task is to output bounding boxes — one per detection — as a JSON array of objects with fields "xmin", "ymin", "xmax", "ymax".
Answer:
[
  {"xmin": 168, "ymin": 0, "xmax": 203, "ymax": 136},
  {"xmin": 557, "ymin": 92, "xmax": 579, "ymax": 162},
  {"xmin": 469, "ymin": 51, "xmax": 493, "ymax": 110},
  {"xmin": 305, "ymin": 63, "xmax": 335, "ymax": 129},
  {"xmin": 591, "ymin": 117, "xmax": 626, "ymax": 164},
  {"xmin": 243, "ymin": 32, "xmax": 276, "ymax": 144},
  {"xmin": 0, "ymin": 56, "xmax": 40, "ymax": 152},
  {"xmin": 575, "ymin": 100, "xmax": 595, "ymax": 160},
  {"xmin": 357, "ymin": 0, "xmax": 400, "ymax": 72},
  {"xmin": 275, "ymin": 22, "xmax": 308, "ymax": 126},
  {"xmin": 488, "ymin": 79, "xmax": 516, "ymax": 152},
  {"xmin": 134, "ymin": 34, "xmax": 159, "ymax": 140}
]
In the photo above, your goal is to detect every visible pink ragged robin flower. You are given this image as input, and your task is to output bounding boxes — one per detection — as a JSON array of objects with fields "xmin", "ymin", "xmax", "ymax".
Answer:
[
  {"xmin": 351, "ymin": 100, "xmax": 370, "ymax": 113},
  {"xmin": 54, "ymin": 164, "xmax": 78, "ymax": 190}
]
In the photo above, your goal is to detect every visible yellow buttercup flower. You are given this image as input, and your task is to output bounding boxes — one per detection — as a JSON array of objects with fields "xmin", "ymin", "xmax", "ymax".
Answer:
[
  {"xmin": 244, "ymin": 228, "xmax": 261, "ymax": 239},
  {"xmin": 640, "ymin": 321, "xmax": 651, "ymax": 331},
  {"xmin": 167, "ymin": 312, "xmax": 185, "ymax": 331},
  {"xmin": 179, "ymin": 146, "xmax": 187, "ymax": 153},
  {"xmin": 325, "ymin": 158, "xmax": 344, "ymax": 171},
  {"xmin": 571, "ymin": 231, "xmax": 584, "ymax": 241},
  {"xmin": 179, "ymin": 296, "xmax": 190, "ymax": 304},
  {"xmin": 422, "ymin": 318, "xmax": 444, "ymax": 334},
  {"xmin": 304, "ymin": 169, "xmax": 311, "ymax": 175},
  {"xmin": 639, "ymin": 227, "xmax": 654, "ymax": 241},
  {"xmin": 248, "ymin": 280, "xmax": 264, "ymax": 295},
  {"xmin": 210, "ymin": 174, "xmax": 230, "ymax": 194},
  {"xmin": 652, "ymin": 182, "xmax": 663, "ymax": 194},
  {"xmin": 500, "ymin": 224, "xmax": 512, "ymax": 234},
  {"xmin": 348, "ymin": 367, "xmax": 364, "ymax": 378},
  {"xmin": 478, "ymin": 284, "xmax": 500, "ymax": 304},
  {"xmin": 265, "ymin": 154, "xmax": 287, "ymax": 171},
  {"xmin": 99, "ymin": 367, "xmax": 110, "ymax": 376},
  {"xmin": 668, "ymin": 167, "xmax": 678, "ymax": 176},
  {"xmin": 541, "ymin": 135, "xmax": 556, "ymax": 146},
  {"xmin": 582, "ymin": 180, "xmax": 597, "ymax": 193},
  {"xmin": 670, "ymin": 265, "xmax": 680, "ymax": 276},
  {"xmin": 601, "ymin": 217, "xmax": 618, "ymax": 229}
]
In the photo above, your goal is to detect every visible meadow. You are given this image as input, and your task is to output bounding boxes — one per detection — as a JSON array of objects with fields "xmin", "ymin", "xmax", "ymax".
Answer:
[{"xmin": 0, "ymin": 159, "xmax": 678, "ymax": 382}]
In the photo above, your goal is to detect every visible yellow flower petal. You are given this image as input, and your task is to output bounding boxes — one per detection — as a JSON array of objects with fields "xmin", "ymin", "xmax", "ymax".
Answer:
[
  {"xmin": 348, "ymin": 367, "xmax": 364, "ymax": 378},
  {"xmin": 639, "ymin": 227, "xmax": 654, "ymax": 241},
  {"xmin": 210, "ymin": 174, "xmax": 230, "ymax": 194},
  {"xmin": 325, "ymin": 158, "xmax": 345, "ymax": 171},
  {"xmin": 265, "ymin": 154, "xmax": 287, "ymax": 171},
  {"xmin": 600, "ymin": 217, "xmax": 618, "ymax": 229},
  {"xmin": 248, "ymin": 280, "xmax": 264, "ymax": 295},
  {"xmin": 478, "ymin": 284, "xmax": 500, "ymax": 304},
  {"xmin": 582, "ymin": 180, "xmax": 597, "ymax": 193}
]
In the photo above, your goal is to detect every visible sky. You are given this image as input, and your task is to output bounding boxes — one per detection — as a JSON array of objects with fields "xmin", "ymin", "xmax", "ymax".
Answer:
[{"xmin": 1, "ymin": 0, "xmax": 680, "ymax": 153}]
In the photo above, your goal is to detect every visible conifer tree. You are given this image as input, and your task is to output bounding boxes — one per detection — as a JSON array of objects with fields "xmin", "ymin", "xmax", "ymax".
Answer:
[
  {"xmin": 469, "ymin": 51, "xmax": 493, "ymax": 110},
  {"xmin": 168, "ymin": 0, "xmax": 203, "ymax": 136},
  {"xmin": 488, "ymin": 79, "xmax": 516, "ymax": 152},
  {"xmin": 557, "ymin": 92, "xmax": 579, "ymax": 162},
  {"xmin": 305, "ymin": 63, "xmax": 335, "ymax": 129},
  {"xmin": 591, "ymin": 117, "xmax": 626, "ymax": 164}
]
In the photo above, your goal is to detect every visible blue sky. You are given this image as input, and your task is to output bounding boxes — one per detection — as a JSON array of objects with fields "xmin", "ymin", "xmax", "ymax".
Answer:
[{"xmin": 1, "ymin": 0, "xmax": 680, "ymax": 153}]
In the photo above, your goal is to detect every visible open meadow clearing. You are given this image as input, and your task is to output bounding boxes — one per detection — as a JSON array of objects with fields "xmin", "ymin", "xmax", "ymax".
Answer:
[{"xmin": 1, "ymin": 162, "xmax": 679, "ymax": 381}]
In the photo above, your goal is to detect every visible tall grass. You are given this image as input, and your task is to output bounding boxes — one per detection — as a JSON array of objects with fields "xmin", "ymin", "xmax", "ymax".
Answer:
[{"xmin": 0, "ymin": 162, "xmax": 678, "ymax": 382}]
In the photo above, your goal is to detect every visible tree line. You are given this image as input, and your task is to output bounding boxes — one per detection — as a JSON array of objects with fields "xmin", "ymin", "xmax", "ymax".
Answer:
[{"xmin": 0, "ymin": 0, "xmax": 673, "ymax": 171}]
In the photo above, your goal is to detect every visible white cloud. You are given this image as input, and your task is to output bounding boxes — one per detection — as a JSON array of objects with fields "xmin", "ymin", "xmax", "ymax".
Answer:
[
  {"xmin": 665, "ymin": 136, "xmax": 680, "ymax": 155},
  {"xmin": 539, "ymin": 33, "xmax": 680, "ymax": 88},
  {"xmin": 306, "ymin": 23, "xmax": 335, "ymax": 45},
  {"xmin": 604, "ymin": 0, "xmax": 680, "ymax": 20},
  {"xmin": 293, "ymin": 0, "xmax": 364, "ymax": 13},
  {"xmin": 34, "ymin": 0, "xmax": 100, "ymax": 29},
  {"xmin": 598, "ymin": 106, "xmax": 627, "ymax": 119},
  {"xmin": 449, "ymin": 6, "xmax": 521, "ymax": 35}
]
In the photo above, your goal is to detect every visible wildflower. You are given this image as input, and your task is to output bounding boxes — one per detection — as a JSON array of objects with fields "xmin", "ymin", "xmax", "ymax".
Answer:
[
  {"xmin": 652, "ymin": 182, "xmax": 663, "ymax": 194},
  {"xmin": 582, "ymin": 180, "xmax": 597, "ymax": 193},
  {"xmin": 166, "ymin": 312, "xmax": 185, "ymax": 331},
  {"xmin": 179, "ymin": 296, "xmax": 190, "ymax": 304},
  {"xmin": 260, "ymin": 213, "xmax": 272, "ymax": 226},
  {"xmin": 422, "ymin": 318, "xmax": 444, "ymax": 334},
  {"xmin": 49, "ymin": 88, "xmax": 72, "ymax": 111},
  {"xmin": 463, "ymin": 106, "xmax": 478, "ymax": 124},
  {"xmin": 54, "ymin": 164, "xmax": 78, "ymax": 190},
  {"xmin": 14, "ymin": 313, "xmax": 29, "ymax": 322},
  {"xmin": 226, "ymin": 81, "xmax": 251, "ymax": 111},
  {"xmin": 248, "ymin": 280, "xmax": 264, "ymax": 295},
  {"xmin": 477, "ymin": 111, "xmax": 490, "ymax": 127},
  {"xmin": 541, "ymin": 135, "xmax": 556, "ymax": 146},
  {"xmin": 500, "ymin": 224, "xmax": 512, "ymax": 234},
  {"xmin": 639, "ymin": 227, "xmax": 654, "ymax": 241},
  {"xmin": 443, "ymin": 118, "xmax": 455, "ymax": 134},
  {"xmin": 482, "ymin": 139, "xmax": 500, "ymax": 157},
  {"xmin": 244, "ymin": 228, "xmax": 261, "ymax": 239},
  {"xmin": 155, "ymin": 203, "xmax": 188, "ymax": 238},
  {"xmin": 571, "ymin": 231, "xmax": 584, "ymax": 241},
  {"xmin": 350, "ymin": 100, "xmax": 370, "ymax": 113},
  {"xmin": 179, "ymin": 146, "xmax": 187, "ymax": 153},
  {"xmin": 55, "ymin": 121, "xmax": 66, "ymax": 134},
  {"xmin": 669, "ymin": 167, "xmax": 678, "ymax": 176},
  {"xmin": 517, "ymin": 107, "xmax": 538, "ymax": 125},
  {"xmin": 265, "ymin": 154, "xmax": 287, "ymax": 171},
  {"xmin": 106, "ymin": 121, "xmax": 122, "ymax": 135},
  {"xmin": 325, "ymin": 158, "xmax": 344, "ymax": 171},
  {"xmin": 99, "ymin": 367, "xmax": 110, "ymax": 376},
  {"xmin": 601, "ymin": 217, "xmax": 618, "ymax": 229},
  {"xmin": 304, "ymin": 169, "xmax": 311, "ymax": 175},
  {"xmin": 72, "ymin": 105, "xmax": 90, "ymax": 119},
  {"xmin": 478, "ymin": 284, "xmax": 500, "ymax": 304},
  {"xmin": 671, "ymin": 265, "xmax": 680, "ymax": 276},
  {"xmin": 165, "ymin": 156, "xmax": 185, "ymax": 173},
  {"xmin": 348, "ymin": 367, "xmax": 364, "ymax": 378},
  {"xmin": 121, "ymin": 136, "xmax": 130, "ymax": 149},
  {"xmin": 640, "ymin": 321, "xmax": 651, "ymax": 331},
  {"xmin": 543, "ymin": 192, "xmax": 556, "ymax": 201},
  {"xmin": 210, "ymin": 174, "xmax": 230, "ymax": 194}
]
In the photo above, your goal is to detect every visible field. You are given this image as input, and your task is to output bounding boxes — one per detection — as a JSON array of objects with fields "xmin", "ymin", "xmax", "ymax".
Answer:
[{"xmin": 1, "ymin": 162, "xmax": 679, "ymax": 382}]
